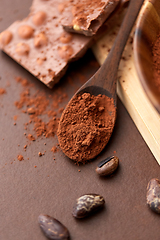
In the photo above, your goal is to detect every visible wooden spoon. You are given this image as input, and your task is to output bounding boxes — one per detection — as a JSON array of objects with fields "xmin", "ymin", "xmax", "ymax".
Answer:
[{"xmin": 58, "ymin": 0, "xmax": 144, "ymax": 162}]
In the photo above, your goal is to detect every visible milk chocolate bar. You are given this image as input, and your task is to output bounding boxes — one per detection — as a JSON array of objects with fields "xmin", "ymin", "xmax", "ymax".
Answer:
[
  {"xmin": 0, "ymin": 0, "xmax": 95, "ymax": 88},
  {"xmin": 60, "ymin": 0, "xmax": 120, "ymax": 36},
  {"xmin": 0, "ymin": 0, "xmax": 127, "ymax": 88}
]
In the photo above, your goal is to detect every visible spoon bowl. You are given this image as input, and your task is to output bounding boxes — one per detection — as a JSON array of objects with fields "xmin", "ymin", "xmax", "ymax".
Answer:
[{"xmin": 57, "ymin": 0, "xmax": 144, "ymax": 162}]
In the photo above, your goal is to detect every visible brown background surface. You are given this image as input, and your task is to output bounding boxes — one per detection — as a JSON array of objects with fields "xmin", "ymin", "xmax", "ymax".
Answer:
[{"xmin": 0, "ymin": 1, "xmax": 160, "ymax": 239}]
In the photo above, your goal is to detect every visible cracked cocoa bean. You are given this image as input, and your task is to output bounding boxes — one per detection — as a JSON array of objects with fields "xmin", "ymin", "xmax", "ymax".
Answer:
[
  {"xmin": 146, "ymin": 178, "xmax": 160, "ymax": 213},
  {"xmin": 72, "ymin": 194, "xmax": 105, "ymax": 218}
]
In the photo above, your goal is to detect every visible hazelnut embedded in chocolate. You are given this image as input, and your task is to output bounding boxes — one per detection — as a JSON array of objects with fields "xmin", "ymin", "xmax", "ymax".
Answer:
[
  {"xmin": 16, "ymin": 42, "xmax": 30, "ymax": 55},
  {"xmin": 73, "ymin": 24, "xmax": 81, "ymax": 31},
  {"xmin": 0, "ymin": 30, "xmax": 12, "ymax": 46},
  {"xmin": 48, "ymin": 69, "xmax": 55, "ymax": 79},
  {"xmin": 34, "ymin": 32, "xmax": 48, "ymax": 48},
  {"xmin": 60, "ymin": 32, "xmax": 72, "ymax": 44},
  {"xmin": 32, "ymin": 11, "xmax": 46, "ymax": 26},
  {"xmin": 58, "ymin": 3, "xmax": 68, "ymax": 13},
  {"xmin": 37, "ymin": 57, "xmax": 47, "ymax": 65},
  {"xmin": 58, "ymin": 45, "xmax": 73, "ymax": 60},
  {"xmin": 18, "ymin": 25, "xmax": 34, "ymax": 39}
]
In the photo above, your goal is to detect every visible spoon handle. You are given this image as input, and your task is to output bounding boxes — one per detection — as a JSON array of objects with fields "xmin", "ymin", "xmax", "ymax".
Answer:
[{"xmin": 99, "ymin": 0, "xmax": 144, "ymax": 96}]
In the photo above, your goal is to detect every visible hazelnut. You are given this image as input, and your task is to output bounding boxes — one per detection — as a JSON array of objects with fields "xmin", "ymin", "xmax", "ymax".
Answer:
[
  {"xmin": 48, "ymin": 69, "xmax": 55, "ymax": 78},
  {"xmin": 0, "ymin": 30, "xmax": 12, "ymax": 46},
  {"xmin": 72, "ymin": 15, "xmax": 87, "ymax": 29},
  {"xmin": 32, "ymin": 11, "xmax": 46, "ymax": 26},
  {"xmin": 18, "ymin": 25, "xmax": 34, "ymax": 39},
  {"xmin": 36, "ymin": 57, "xmax": 47, "ymax": 65},
  {"xmin": 16, "ymin": 42, "xmax": 30, "ymax": 55},
  {"xmin": 58, "ymin": 45, "xmax": 73, "ymax": 61},
  {"xmin": 58, "ymin": 3, "xmax": 66, "ymax": 13},
  {"xmin": 60, "ymin": 32, "xmax": 72, "ymax": 44},
  {"xmin": 34, "ymin": 32, "xmax": 48, "ymax": 48},
  {"xmin": 37, "ymin": 58, "xmax": 42, "ymax": 65},
  {"xmin": 73, "ymin": 24, "xmax": 81, "ymax": 31}
]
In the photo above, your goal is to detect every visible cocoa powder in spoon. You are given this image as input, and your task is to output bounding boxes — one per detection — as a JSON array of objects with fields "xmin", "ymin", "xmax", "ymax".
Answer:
[{"xmin": 57, "ymin": 92, "xmax": 116, "ymax": 163}]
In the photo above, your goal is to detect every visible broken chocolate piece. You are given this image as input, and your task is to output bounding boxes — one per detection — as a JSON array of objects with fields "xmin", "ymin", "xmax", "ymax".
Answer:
[
  {"xmin": 0, "ymin": 0, "xmax": 128, "ymax": 88},
  {"xmin": 60, "ymin": 0, "xmax": 120, "ymax": 36},
  {"xmin": 0, "ymin": 0, "xmax": 95, "ymax": 88}
]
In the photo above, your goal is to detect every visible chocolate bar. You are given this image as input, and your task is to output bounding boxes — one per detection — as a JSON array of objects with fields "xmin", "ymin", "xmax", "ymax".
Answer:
[
  {"xmin": 0, "ymin": 0, "xmax": 127, "ymax": 88},
  {"xmin": 0, "ymin": 0, "xmax": 96, "ymax": 88},
  {"xmin": 60, "ymin": 0, "xmax": 120, "ymax": 36}
]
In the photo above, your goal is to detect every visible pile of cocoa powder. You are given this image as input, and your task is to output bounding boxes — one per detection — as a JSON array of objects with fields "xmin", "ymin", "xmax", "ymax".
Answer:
[
  {"xmin": 57, "ymin": 92, "xmax": 116, "ymax": 163},
  {"xmin": 152, "ymin": 33, "xmax": 160, "ymax": 92}
]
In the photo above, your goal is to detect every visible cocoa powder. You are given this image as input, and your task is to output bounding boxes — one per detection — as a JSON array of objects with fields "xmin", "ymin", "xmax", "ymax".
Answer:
[
  {"xmin": 17, "ymin": 155, "xmax": 24, "ymax": 161},
  {"xmin": 14, "ymin": 76, "xmax": 68, "ymax": 160},
  {"xmin": 152, "ymin": 33, "xmax": 160, "ymax": 92},
  {"xmin": 57, "ymin": 92, "xmax": 116, "ymax": 163}
]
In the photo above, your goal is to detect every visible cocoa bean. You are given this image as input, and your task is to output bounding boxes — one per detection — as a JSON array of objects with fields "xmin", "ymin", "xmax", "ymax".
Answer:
[
  {"xmin": 38, "ymin": 214, "xmax": 69, "ymax": 240},
  {"xmin": 72, "ymin": 194, "xmax": 105, "ymax": 218},
  {"xmin": 96, "ymin": 156, "xmax": 119, "ymax": 176},
  {"xmin": 146, "ymin": 178, "xmax": 160, "ymax": 214}
]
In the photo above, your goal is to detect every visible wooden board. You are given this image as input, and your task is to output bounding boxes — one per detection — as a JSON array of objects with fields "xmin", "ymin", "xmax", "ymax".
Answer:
[{"xmin": 92, "ymin": 11, "xmax": 160, "ymax": 165}]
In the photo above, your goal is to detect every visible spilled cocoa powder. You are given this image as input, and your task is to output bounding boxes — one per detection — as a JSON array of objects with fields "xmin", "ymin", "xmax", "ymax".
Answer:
[
  {"xmin": 57, "ymin": 92, "xmax": 116, "ymax": 163},
  {"xmin": 17, "ymin": 155, "xmax": 24, "ymax": 161},
  {"xmin": 14, "ymin": 76, "xmax": 68, "ymax": 160},
  {"xmin": 152, "ymin": 33, "xmax": 160, "ymax": 92}
]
